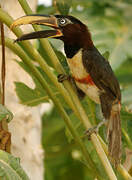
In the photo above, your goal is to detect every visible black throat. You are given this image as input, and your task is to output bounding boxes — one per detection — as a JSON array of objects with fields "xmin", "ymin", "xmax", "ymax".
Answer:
[{"xmin": 64, "ymin": 43, "xmax": 81, "ymax": 58}]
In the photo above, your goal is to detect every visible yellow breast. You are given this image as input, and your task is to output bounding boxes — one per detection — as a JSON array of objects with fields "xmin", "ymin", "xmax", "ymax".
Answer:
[{"xmin": 67, "ymin": 49, "xmax": 88, "ymax": 79}]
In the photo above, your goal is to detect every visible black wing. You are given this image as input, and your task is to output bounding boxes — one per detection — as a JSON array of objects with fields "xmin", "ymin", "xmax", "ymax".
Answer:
[{"xmin": 82, "ymin": 46, "xmax": 121, "ymax": 118}]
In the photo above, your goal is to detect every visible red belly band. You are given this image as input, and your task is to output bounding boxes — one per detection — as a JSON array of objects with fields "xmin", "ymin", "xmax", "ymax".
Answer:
[{"xmin": 73, "ymin": 75, "xmax": 94, "ymax": 85}]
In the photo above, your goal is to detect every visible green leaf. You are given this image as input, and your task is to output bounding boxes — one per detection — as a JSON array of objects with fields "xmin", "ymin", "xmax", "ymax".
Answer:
[
  {"xmin": 51, "ymin": 44, "xmax": 70, "ymax": 74},
  {"xmin": 0, "ymin": 104, "xmax": 13, "ymax": 122},
  {"xmin": 15, "ymin": 61, "xmax": 58, "ymax": 106},
  {"xmin": 15, "ymin": 82, "xmax": 51, "ymax": 106},
  {"xmin": 65, "ymin": 111, "xmax": 84, "ymax": 143},
  {"xmin": 56, "ymin": 0, "xmax": 72, "ymax": 15},
  {"xmin": 0, "ymin": 150, "xmax": 30, "ymax": 180},
  {"xmin": 37, "ymin": 4, "xmax": 55, "ymax": 15},
  {"xmin": 37, "ymin": 41, "xmax": 54, "ymax": 68}
]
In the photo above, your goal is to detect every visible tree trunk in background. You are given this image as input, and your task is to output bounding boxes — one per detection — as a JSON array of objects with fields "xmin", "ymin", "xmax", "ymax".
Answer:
[{"xmin": 0, "ymin": 1, "xmax": 44, "ymax": 180}]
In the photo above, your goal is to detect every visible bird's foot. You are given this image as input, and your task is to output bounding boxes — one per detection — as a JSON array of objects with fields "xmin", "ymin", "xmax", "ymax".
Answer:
[
  {"xmin": 85, "ymin": 119, "xmax": 106, "ymax": 140},
  {"xmin": 57, "ymin": 74, "xmax": 85, "ymax": 99},
  {"xmin": 57, "ymin": 74, "xmax": 71, "ymax": 83},
  {"xmin": 85, "ymin": 126, "xmax": 98, "ymax": 140}
]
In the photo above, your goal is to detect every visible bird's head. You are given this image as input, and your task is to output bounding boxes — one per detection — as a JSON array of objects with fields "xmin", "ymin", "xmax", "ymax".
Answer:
[{"xmin": 11, "ymin": 14, "xmax": 93, "ymax": 49}]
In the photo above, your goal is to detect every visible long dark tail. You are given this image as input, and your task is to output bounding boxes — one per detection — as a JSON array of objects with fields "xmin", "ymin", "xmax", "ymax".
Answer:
[{"xmin": 107, "ymin": 103, "xmax": 122, "ymax": 167}]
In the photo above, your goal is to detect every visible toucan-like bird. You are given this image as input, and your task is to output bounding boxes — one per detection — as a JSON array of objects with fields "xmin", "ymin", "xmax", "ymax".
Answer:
[{"xmin": 11, "ymin": 14, "xmax": 121, "ymax": 166}]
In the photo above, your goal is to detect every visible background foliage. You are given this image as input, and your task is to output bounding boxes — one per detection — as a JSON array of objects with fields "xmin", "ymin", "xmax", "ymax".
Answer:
[{"xmin": 0, "ymin": 0, "xmax": 132, "ymax": 179}]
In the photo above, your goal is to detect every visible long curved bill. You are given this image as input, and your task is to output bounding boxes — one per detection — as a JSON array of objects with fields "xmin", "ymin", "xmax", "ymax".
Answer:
[{"xmin": 10, "ymin": 15, "xmax": 62, "ymax": 42}]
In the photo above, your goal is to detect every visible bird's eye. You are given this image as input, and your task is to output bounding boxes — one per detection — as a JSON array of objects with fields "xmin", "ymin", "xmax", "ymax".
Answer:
[{"xmin": 59, "ymin": 18, "xmax": 66, "ymax": 25}]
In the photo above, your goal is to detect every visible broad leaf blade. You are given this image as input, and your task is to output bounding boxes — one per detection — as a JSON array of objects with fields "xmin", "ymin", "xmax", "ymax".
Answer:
[
  {"xmin": 15, "ymin": 61, "xmax": 58, "ymax": 106},
  {"xmin": 0, "ymin": 150, "xmax": 30, "ymax": 180},
  {"xmin": 15, "ymin": 82, "xmax": 50, "ymax": 106}
]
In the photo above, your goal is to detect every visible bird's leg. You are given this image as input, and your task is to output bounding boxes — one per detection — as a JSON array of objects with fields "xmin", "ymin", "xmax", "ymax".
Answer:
[
  {"xmin": 57, "ymin": 74, "xmax": 85, "ymax": 99},
  {"xmin": 85, "ymin": 119, "xmax": 106, "ymax": 140}
]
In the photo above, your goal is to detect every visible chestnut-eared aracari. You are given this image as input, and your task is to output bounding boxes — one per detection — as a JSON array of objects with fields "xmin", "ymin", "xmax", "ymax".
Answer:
[{"xmin": 11, "ymin": 14, "xmax": 122, "ymax": 167}]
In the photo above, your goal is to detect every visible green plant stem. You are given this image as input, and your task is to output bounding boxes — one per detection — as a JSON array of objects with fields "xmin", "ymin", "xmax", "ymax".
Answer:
[
  {"xmin": 98, "ymin": 135, "xmax": 132, "ymax": 180},
  {"xmin": 122, "ymin": 128, "xmax": 132, "ymax": 150},
  {"xmin": 0, "ymin": 37, "xmax": 103, "ymax": 180},
  {"xmin": 86, "ymin": 98, "xmax": 97, "ymax": 125}
]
